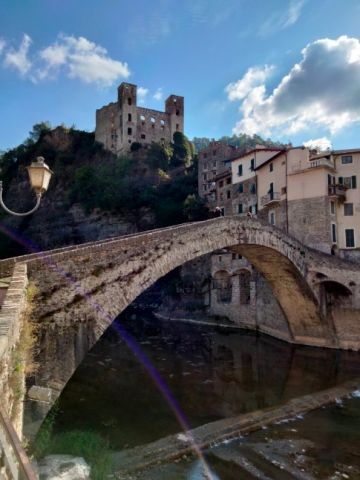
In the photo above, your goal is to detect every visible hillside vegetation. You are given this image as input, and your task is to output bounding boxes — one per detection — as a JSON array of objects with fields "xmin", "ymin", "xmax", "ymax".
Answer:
[{"xmin": 0, "ymin": 124, "xmax": 282, "ymax": 259}]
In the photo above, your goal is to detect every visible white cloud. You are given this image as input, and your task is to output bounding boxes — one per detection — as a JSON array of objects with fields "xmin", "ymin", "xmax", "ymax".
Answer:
[
  {"xmin": 259, "ymin": 0, "xmax": 306, "ymax": 36},
  {"xmin": 153, "ymin": 87, "xmax": 163, "ymax": 101},
  {"xmin": 0, "ymin": 39, "xmax": 5, "ymax": 55},
  {"xmin": 137, "ymin": 86, "xmax": 149, "ymax": 104},
  {"xmin": 2, "ymin": 33, "xmax": 130, "ymax": 87},
  {"xmin": 303, "ymin": 137, "xmax": 332, "ymax": 151},
  {"xmin": 225, "ymin": 65, "xmax": 274, "ymax": 101},
  {"xmin": 228, "ymin": 36, "xmax": 360, "ymax": 138},
  {"xmin": 4, "ymin": 34, "xmax": 32, "ymax": 75},
  {"xmin": 38, "ymin": 34, "xmax": 130, "ymax": 86}
]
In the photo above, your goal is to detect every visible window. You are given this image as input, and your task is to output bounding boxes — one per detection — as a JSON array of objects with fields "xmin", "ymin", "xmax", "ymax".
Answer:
[
  {"xmin": 128, "ymin": 98, "xmax": 132, "ymax": 105},
  {"xmin": 176, "ymin": 109, "xmax": 180, "ymax": 116},
  {"xmin": 330, "ymin": 201, "xmax": 335, "ymax": 215},
  {"xmin": 204, "ymin": 153, "xmax": 208, "ymax": 159},
  {"xmin": 339, "ymin": 176, "xmax": 357, "ymax": 188},
  {"xmin": 176, "ymin": 124, "xmax": 179, "ymax": 130},
  {"xmin": 140, "ymin": 115, "xmax": 145, "ymax": 125},
  {"xmin": 127, "ymin": 127, "xmax": 132, "ymax": 135},
  {"xmin": 328, "ymin": 174, "xmax": 335, "ymax": 185},
  {"xmin": 226, "ymin": 177, "xmax": 231, "ymax": 185},
  {"xmin": 281, "ymin": 186, "xmax": 287, "ymax": 195},
  {"xmin": 213, "ymin": 150, "xmax": 217, "ymax": 156},
  {"xmin": 128, "ymin": 113, "xmax": 132, "ymax": 121},
  {"xmin": 238, "ymin": 204, "xmax": 243, "ymax": 214},
  {"xmin": 219, "ymin": 180, "xmax": 224, "ymax": 188},
  {"xmin": 238, "ymin": 164, "xmax": 243, "ymax": 176},
  {"xmin": 331, "ymin": 223, "xmax": 337, "ymax": 243},
  {"xmin": 239, "ymin": 183, "xmax": 244, "ymax": 193},
  {"xmin": 345, "ymin": 229, "xmax": 355, "ymax": 248},
  {"xmin": 220, "ymin": 193, "xmax": 223, "ymax": 201},
  {"xmin": 250, "ymin": 183, "xmax": 256, "ymax": 194},
  {"xmin": 203, "ymin": 174, "xmax": 207, "ymax": 181},
  {"xmin": 218, "ymin": 256, "xmax": 222, "ymax": 262},
  {"xmin": 269, "ymin": 163, "xmax": 273, "ymax": 172},
  {"xmin": 141, "ymin": 134, "xmax": 146, "ymax": 139},
  {"xmin": 250, "ymin": 158, "xmax": 255, "ymax": 171},
  {"xmin": 227, "ymin": 190, "xmax": 231, "ymax": 199},
  {"xmin": 341, "ymin": 155, "xmax": 353, "ymax": 164},
  {"xmin": 268, "ymin": 182, "xmax": 274, "ymax": 199},
  {"xmin": 344, "ymin": 203, "xmax": 354, "ymax": 216},
  {"xmin": 160, "ymin": 119, "xmax": 165, "ymax": 129},
  {"xmin": 269, "ymin": 211, "xmax": 275, "ymax": 225}
]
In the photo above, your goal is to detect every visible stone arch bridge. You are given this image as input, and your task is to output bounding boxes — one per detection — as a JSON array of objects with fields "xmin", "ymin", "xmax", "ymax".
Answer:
[{"xmin": 1, "ymin": 216, "xmax": 360, "ymax": 401}]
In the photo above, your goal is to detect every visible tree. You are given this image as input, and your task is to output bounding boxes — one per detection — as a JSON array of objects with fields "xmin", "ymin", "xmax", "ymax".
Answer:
[
  {"xmin": 183, "ymin": 194, "xmax": 209, "ymax": 221},
  {"xmin": 146, "ymin": 143, "xmax": 173, "ymax": 171},
  {"xmin": 28, "ymin": 122, "xmax": 52, "ymax": 143},
  {"xmin": 171, "ymin": 132, "xmax": 193, "ymax": 167}
]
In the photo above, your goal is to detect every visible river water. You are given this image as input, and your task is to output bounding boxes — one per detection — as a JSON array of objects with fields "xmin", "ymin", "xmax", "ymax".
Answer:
[{"xmin": 36, "ymin": 311, "xmax": 360, "ymax": 478}]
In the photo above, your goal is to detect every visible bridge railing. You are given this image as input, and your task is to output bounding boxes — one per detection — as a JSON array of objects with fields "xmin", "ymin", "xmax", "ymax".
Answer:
[{"xmin": 0, "ymin": 408, "xmax": 37, "ymax": 480}]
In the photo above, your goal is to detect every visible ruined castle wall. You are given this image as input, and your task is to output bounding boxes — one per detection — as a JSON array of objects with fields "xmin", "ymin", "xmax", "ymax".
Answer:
[
  {"xmin": 136, "ymin": 107, "xmax": 171, "ymax": 146},
  {"xmin": 95, "ymin": 102, "xmax": 119, "ymax": 153}
]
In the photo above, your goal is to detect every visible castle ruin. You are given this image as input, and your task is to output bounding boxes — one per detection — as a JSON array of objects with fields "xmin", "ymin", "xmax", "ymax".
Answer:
[{"xmin": 95, "ymin": 83, "xmax": 184, "ymax": 154}]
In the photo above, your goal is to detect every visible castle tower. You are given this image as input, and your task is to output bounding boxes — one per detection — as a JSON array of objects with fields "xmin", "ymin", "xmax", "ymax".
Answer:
[
  {"xmin": 118, "ymin": 83, "xmax": 138, "ymax": 148},
  {"xmin": 165, "ymin": 95, "xmax": 184, "ymax": 141}
]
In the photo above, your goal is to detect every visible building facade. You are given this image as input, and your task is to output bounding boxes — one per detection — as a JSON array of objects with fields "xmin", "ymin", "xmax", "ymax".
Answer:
[
  {"xmin": 198, "ymin": 141, "xmax": 240, "ymax": 208},
  {"xmin": 255, "ymin": 146, "xmax": 360, "ymax": 258},
  {"xmin": 95, "ymin": 83, "xmax": 184, "ymax": 154},
  {"xmin": 199, "ymin": 144, "xmax": 360, "ymax": 330}
]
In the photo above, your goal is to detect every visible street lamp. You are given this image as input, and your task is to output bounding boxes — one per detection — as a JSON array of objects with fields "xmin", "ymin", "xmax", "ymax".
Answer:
[{"xmin": 0, "ymin": 157, "xmax": 53, "ymax": 216}]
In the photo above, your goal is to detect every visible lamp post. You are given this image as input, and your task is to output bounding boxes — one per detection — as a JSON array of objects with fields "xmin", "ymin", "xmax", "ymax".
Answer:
[{"xmin": 0, "ymin": 157, "xmax": 53, "ymax": 216}]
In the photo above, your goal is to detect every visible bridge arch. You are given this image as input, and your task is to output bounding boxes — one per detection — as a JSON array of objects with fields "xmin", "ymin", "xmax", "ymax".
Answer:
[{"xmin": 17, "ymin": 216, "xmax": 357, "ymax": 403}]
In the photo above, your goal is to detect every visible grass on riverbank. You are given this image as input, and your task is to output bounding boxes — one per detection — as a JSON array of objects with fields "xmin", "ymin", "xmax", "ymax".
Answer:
[{"xmin": 33, "ymin": 412, "xmax": 113, "ymax": 480}]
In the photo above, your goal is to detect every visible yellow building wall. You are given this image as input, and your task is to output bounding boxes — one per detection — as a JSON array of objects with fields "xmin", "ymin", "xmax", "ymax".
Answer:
[{"xmin": 334, "ymin": 152, "xmax": 360, "ymax": 250}]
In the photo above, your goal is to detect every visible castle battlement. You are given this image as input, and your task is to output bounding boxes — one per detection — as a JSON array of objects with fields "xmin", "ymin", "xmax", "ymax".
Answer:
[{"xmin": 95, "ymin": 82, "xmax": 184, "ymax": 154}]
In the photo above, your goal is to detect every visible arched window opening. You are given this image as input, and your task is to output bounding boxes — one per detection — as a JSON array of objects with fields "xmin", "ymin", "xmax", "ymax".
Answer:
[
  {"xmin": 213, "ymin": 270, "xmax": 232, "ymax": 303},
  {"xmin": 238, "ymin": 270, "xmax": 251, "ymax": 305}
]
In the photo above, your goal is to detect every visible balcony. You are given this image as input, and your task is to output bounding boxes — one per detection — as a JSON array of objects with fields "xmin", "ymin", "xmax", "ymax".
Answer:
[
  {"xmin": 309, "ymin": 158, "xmax": 334, "ymax": 169},
  {"xmin": 289, "ymin": 157, "xmax": 335, "ymax": 174},
  {"xmin": 261, "ymin": 192, "xmax": 280, "ymax": 207},
  {"xmin": 328, "ymin": 184, "xmax": 347, "ymax": 201}
]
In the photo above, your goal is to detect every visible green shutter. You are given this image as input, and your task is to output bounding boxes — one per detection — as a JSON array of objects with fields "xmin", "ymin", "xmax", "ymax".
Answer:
[
  {"xmin": 338, "ymin": 177, "xmax": 343, "ymax": 185},
  {"xmin": 352, "ymin": 176, "xmax": 357, "ymax": 188}
]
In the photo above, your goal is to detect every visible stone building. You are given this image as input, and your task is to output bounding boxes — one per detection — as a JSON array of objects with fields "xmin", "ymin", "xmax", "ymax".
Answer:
[
  {"xmin": 95, "ymin": 83, "xmax": 184, "ymax": 154},
  {"xmin": 255, "ymin": 146, "xmax": 360, "ymax": 258},
  {"xmin": 198, "ymin": 141, "xmax": 240, "ymax": 208},
  {"xmin": 200, "ymin": 143, "xmax": 360, "ymax": 329}
]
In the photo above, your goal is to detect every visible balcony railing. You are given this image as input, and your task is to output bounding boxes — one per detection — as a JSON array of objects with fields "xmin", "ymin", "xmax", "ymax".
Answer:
[
  {"xmin": 0, "ymin": 408, "xmax": 37, "ymax": 479},
  {"xmin": 261, "ymin": 192, "xmax": 280, "ymax": 207},
  {"xmin": 328, "ymin": 184, "xmax": 347, "ymax": 200},
  {"xmin": 309, "ymin": 158, "xmax": 334, "ymax": 169},
  {"xmin": 290, "ymin": 157, "xmax": 335, "ymax": 174}
]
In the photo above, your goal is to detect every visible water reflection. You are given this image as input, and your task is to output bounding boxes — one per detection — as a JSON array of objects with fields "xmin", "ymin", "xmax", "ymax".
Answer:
[{"xmin": 48, "ymin": 311, "xmax": 360, "ymax": 450}]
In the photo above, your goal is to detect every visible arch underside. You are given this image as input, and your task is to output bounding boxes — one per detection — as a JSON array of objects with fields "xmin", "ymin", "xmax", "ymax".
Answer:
[{"xmin": 29, "ymin": 218, "xmax": 343, "ymax": 405}]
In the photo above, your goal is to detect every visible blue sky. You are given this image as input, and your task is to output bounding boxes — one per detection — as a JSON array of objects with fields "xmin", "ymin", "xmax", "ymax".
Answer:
[{"xmin": 0, "ymin": 0, "xmax": 360, "ymax": 151}]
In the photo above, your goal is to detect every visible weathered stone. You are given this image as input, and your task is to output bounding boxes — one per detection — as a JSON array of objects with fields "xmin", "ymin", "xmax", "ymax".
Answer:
[
  {"xmin": 28, "ymin": 386, "xmax": 52, "ymax": 403},
  {"xmin": 36, "ymin": 455, "xmax": 90, "ymax": 480}
]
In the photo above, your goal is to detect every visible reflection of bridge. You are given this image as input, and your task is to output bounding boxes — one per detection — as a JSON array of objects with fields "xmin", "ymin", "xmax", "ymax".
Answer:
[{"xmin": 1, "ymin": 217, "xmax": 360, "ymax": 409}]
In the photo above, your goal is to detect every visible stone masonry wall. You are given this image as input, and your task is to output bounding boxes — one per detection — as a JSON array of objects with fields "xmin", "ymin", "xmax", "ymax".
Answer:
[
  {"xmin": 0, "ymin": 264, "xmax": 28, "ymax": 437},
  {"xmin": 288, "ymin": 197, "xmax": 332, "ymax": 253}
]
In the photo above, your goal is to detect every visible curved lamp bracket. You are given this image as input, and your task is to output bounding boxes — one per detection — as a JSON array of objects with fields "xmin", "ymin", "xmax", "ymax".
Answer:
[{"xmin": 0, "ymin": 181, "xmax": 42, "ymax": 217}]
